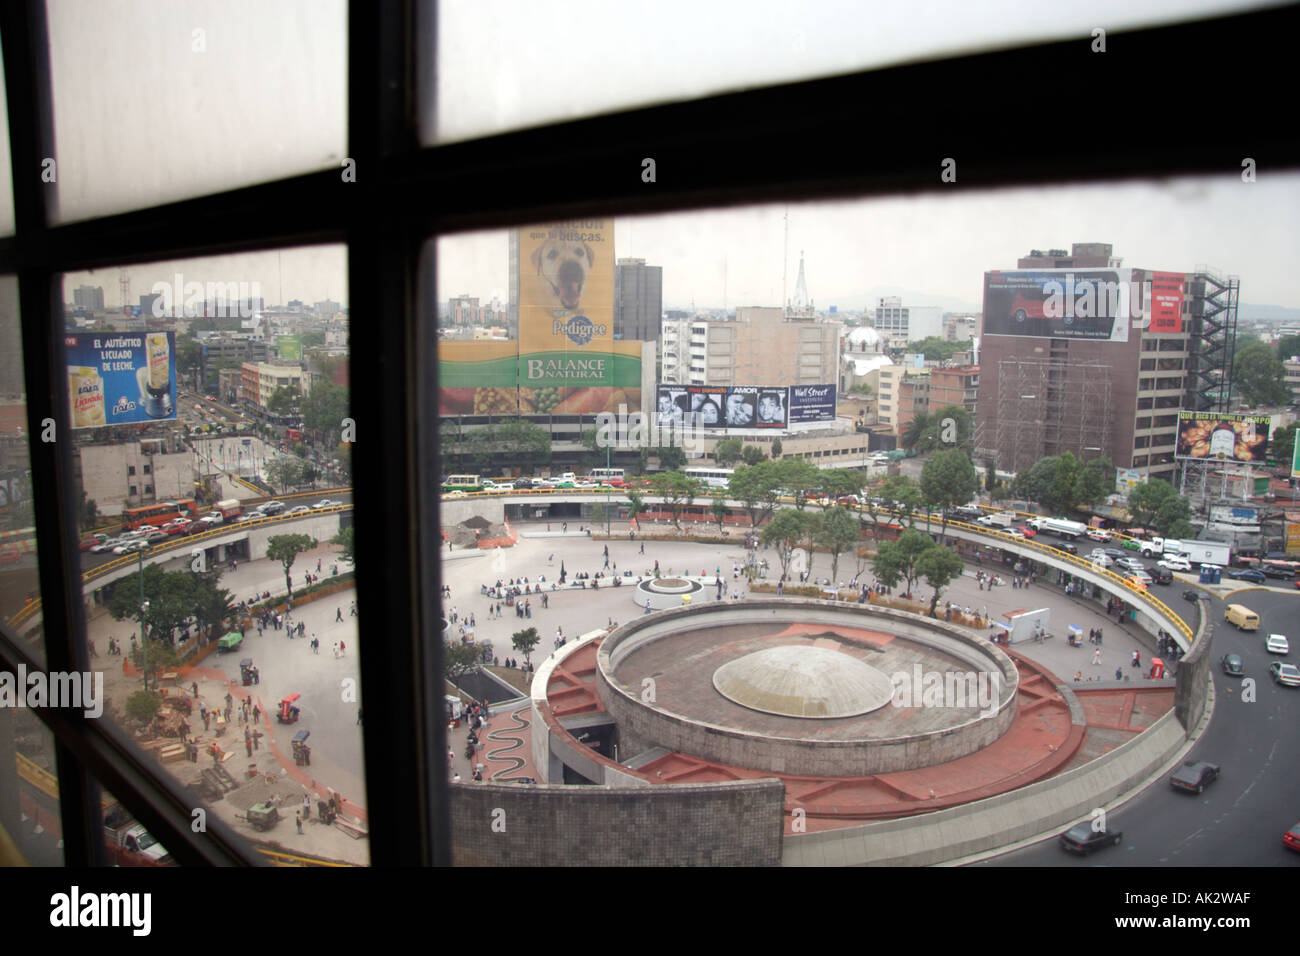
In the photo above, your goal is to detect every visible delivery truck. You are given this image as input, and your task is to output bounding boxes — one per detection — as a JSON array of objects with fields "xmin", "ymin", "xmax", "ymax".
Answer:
[
  {"xmin": 1177, "ymin": 540, "xmax": 1232, "ymax": 567},
  {"xmin": 214, "ymin": 499, "xmax": 243, "ymax": 520}
]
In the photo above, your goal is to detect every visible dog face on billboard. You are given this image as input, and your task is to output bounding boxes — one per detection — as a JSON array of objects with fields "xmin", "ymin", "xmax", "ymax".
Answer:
[{"xmin": 531, "ymin": 239, "xmax": 594, "ymax": 312}]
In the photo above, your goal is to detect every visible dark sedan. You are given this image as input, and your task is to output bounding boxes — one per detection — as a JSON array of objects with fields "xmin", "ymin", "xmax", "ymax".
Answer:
[
  {"xmin": 1220, "ymin": 653, "xmax": 1245, "ymax": 676},
  {"xmin": 1059, "ymin": 822, "xmax": 1122, "ymax": 855},
  {"xmin": 1225, "ymin": 568, "xmax": 1267, "ymax": 584},
  {"xmin": 1170, "ymin": 761, "xmax": 1219, "ymax": 794}
]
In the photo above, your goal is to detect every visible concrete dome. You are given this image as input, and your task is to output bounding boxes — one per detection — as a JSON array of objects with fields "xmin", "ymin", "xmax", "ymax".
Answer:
[
  {"xmin": 712, "ymin": 645, "xmax": 895, "ymax": 719},
  {"xmin": 846, "ymin": 326, "xmax": 882, "ymax": 351}
]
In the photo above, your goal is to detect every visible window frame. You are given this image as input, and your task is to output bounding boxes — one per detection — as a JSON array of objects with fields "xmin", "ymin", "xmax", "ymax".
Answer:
[{"xmin": 0, "ymin": 0, "xmax": 1295, "ymax": 867}]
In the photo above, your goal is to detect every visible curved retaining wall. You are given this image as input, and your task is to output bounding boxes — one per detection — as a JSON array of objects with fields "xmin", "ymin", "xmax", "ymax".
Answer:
[
  {"xmin": 595, "ymin": 599, "xmax": 1019, "ymax": 776},
  {"xmin": 450, "ymin": 778, "xmax": 785, "ymax": 866}
]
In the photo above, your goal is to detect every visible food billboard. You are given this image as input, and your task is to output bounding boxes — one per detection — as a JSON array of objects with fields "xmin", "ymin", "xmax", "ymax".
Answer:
[
  {"xmin": 65, "ymin": 332, "xmax": 177, "ymax": 428},
  {"xmin": 1175, "ymin": 411, "xmax": 1270, "ymax": 463}
]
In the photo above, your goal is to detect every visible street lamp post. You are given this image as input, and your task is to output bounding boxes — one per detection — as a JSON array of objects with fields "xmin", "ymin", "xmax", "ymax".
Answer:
[
  {"xmin": 605, "ymin": 443, "xmax": 612, "ymax": 537},
  {"xmin": 138, "ymin": 549, "xmax": 149, "ymax": 692}
]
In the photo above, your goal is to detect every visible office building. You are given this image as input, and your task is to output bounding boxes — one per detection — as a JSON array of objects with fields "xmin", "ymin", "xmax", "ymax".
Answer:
[{"xmin": 614, "ymin": 258, "xmax": 663, "ymax": 341}]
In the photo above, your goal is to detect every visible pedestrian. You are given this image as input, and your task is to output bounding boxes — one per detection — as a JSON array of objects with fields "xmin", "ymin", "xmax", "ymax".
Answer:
[
  {"xmin": 339, "ymin": 640, "xmax": 345, "ymax": 655},
  {"xmin": 336, "ymin": 607, "xmax": 343, "ymax": 622},
  {"xmin": 253, "ymin": 667, "xmax": 259, "ymax": 684},
  {"xmin": 296, "ymin": 811, "xmax": 303, "ymax": 835},
  {"xmin": 253, "ymin": 705, "xmax": 260, "ymax": 723},
  {"xmin": 1132, "ymin": 650, "xmax": 1140, "ymax": 668},
  {"xmin": 1092, "ymin": 648, "xmax": 1102, "ymax": 665},
  {"xmin": 303, "ymin": 795, "xmax": 311, "ymax": 820},
  {"xmin": 1115, "ymin": 667, "xmax": 1123, "ymax": 681},
  {"xmin": 192, "ymin": 681, "xmax": 199, "ymax": 699}
]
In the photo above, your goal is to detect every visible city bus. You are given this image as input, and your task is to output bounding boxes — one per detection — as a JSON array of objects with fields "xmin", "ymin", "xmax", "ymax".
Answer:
[
  {"xmin": 683, "ymin": 466, "xmax": 734, "ymax": 490},
  {"xmin": 123, "ymin": 498, "xmax": 199, "ymax": 530},
  {"xmin": 587, "ymin": 468, "xmax": 626, "ymax": 484},
  {"xmin": 441, "ymin": 474, "xmax": 482, "ymax": 493}
]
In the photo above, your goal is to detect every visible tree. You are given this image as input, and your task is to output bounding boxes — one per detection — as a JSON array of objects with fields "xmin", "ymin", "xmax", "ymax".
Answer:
[
  {"xmin": 760, "ymin": 508, "xmax": 810, "ymax": 582},
  {"xmin": 711, "ymin": 496, "xmax": 730, "ymax": 535},
  {"xmin": 728, "ymin": 461, "xmax": 784, "ymax": 528},
  {"xmin": 625, "ymin": 490, "xmax": 646, "ymax": 528},
  {"xmin": 332, "ymin": 525, "xmax": 355, "ymax": 563},
  {"xmin": 920, "ymin": 448, "xmax": 980, "ymax": 544},
  {"xmin": 900, "ymin": 411, "xmax": 933, "ymax": 452},
  {"xmin": 877, "ymin": 474, "xmax": 923, "ymax": 528},
  {"xmin": 579, "ymin": 427, "xmax": 605, "ymax": 472},
  {"xmin": 1233, "ymin": 341, "xmax": 1289, "ymax": 407},
  {"xmin": 266, "ymin": 456, "xmax": 305, "ymax": 493},
  {"xmin": 649, "ymin": 470, "xmax": 700, "ymax": 530},
  {"xmin": 1153, "ymin": 496, "xmax": 1194, "ymax": 538},
  {"xmin": 776, "ymin": 458, "xmax": 820, "ymax": 510},
  {"xmin": 266, "ymin": 533, "xmax": 317, "ymax": 599},
  {"xmin": 771, "ymin": 439, "xmax": 783, "ymax": 459},
  {"xmin": 125, "ymin": 691, "xmax": 162, "ymax": 725},
  {"xmin": 799, "ymin": 509, "xmax": 824, "ymax": 579},
  {"xmin": 1075, "ymin": 457, "xmax": 1116, "ymax": 507},
  {"xmin": 657, "ymin": 443, "xmax": 686, "ymax": 471},
  {"xmin": 302, "ymin": 380, "xmax": 350, "ymax": 446},
  {"xmin": 983, "ymin": 456, "xmax": 997, "ymax": 492},
  {"xmin": 1276, "ymin": 334, "xmax": 1300, "ymax": 363},
  {"xmin": 714, "ymin": 437, "xmax": 744, "ymax": 467},
  {"xmin": 444, "ymin": 641, "xmax": 481, "ymax": 680},
  {"xmin": 1272, "ymin": 422, "xmax": 1298, "ymax": 465},
  {"xmin": 906, "ymin": 336, "xmax": 965, "ymax": 362},
  {"xmin": 493, "ymin": 419, "xmax": 551, "ymax": 473},
  {"xmin": 267, "ymin": 385, "xmax": 301, "ymax": 418},
  {"xmin": 740, "ymin": 444, "xmax": 766, "ymax": 467},
  {"xmin": 1125, "ymin": 478, "xmax": 1178, "ymax": 531},
  {"xmin": 79, "ymin": 490, "xmax": 100, "ymax": 531},
  {"xmin": 189, "ymin": 569, "xmax": 235, "ymax": 644},
  {"xmin": 871, "ymin": 540, "xmax": 904, "ymax": 591},
  {"xmin": 817, "ymin": 505, "xmax": 860, "ymax": 584},
  {"xmin": 917, "ymin": 545, "xmax": 965, "ymax": 617},
  {"xmin": 816, "ymin": 469, "xmax": 866, "ymax": 511},
  {"xmin": 130, "ymin": 640, "xmax": 181, "ymax": 693},
  {"xmin": 512, "ymin": 626, "xmax": 540, "ymax": 665},
  {"xmin": 875, "ymin": 528, "xmax": 935, "ymax": 596}
]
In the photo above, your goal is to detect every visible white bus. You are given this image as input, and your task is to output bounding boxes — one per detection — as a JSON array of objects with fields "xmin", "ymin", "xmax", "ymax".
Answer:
[
  {"xmin": 587, "ymin": 468, "xmax": 626, "ymax": 483},
  {"xmin": 684, "ymin": 466, "xmax": 734, "ymax": 489}
]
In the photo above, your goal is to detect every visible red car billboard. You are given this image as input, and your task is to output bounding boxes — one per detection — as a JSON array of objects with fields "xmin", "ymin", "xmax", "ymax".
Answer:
[{"xmin": 983, "ymin": 270, "xmax": 1134, "ymax": 341}]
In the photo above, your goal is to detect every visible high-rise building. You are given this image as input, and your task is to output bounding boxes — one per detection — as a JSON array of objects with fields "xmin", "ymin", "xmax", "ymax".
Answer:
[
  {"xmin": 872, "ymin": 297, "xmax": 942, "ymax": 344},
  {"xmin": 614, "ymin": 258, "xmax": 662, "ymax": 341},
  {"xmin": 73, "ymin": 285, "xmax": 105, "ymax": 312},
  {"xmin": 975, "ymin": 245, "xmax": 1237, "ymax": 483},
  {"xmin": 661, "ymin": 306, "xmax": 840, "ymax": 387}
]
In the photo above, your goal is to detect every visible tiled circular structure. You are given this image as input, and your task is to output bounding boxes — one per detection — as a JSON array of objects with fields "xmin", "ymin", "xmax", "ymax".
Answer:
[{"xmin": 712, "ymin": 645, "xmax": 895, "ymax": 718}]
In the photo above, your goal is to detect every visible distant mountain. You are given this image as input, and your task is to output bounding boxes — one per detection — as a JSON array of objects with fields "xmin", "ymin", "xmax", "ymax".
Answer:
[
  {"xmin": 1238, "ymin": 303, "xmax": 1300, "ymax": 323},
  {"xmin": 828, "ymin": 287, "xmax": 983, "ymax": 315}
]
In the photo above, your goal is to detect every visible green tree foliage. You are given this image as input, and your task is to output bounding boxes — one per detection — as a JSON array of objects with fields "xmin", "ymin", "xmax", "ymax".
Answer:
[
  {"xmin": 331, "ymin": 525, "xmax": 355, "ymax": 563},
  {"xmin": 444, "ymin": 641, "xmax": 482, "ymax": 679},
  {"xmin": 1272, "ymin": 422, "xmax": 1298, "ymax": 465},
  {"xmin": 903, "ymin": 405, "xmax": 974, "ymax": 453},
  {"xmin": 741, "ymin": 444, "xmax": 766, "ymax": 467},
  {"xmin": 905, "ymin": 336, "xmax": 966, "ymax": 362},
  {"xmin": 266, "ymin": 456, "xmax": 305, "ymax": 493},
  {"xmin": 649, "ymin": 470, "xmax": 700, "ymax": 530},
  {"xmin": 625, "ymin": 490, "xmax": 646, "ymax": 525},
  {"xmin": 267, "ymin": 385, "xmax": 301, "ymax": 418},
  {"xmin": 728, "ymin": 461, "xmax": 784, "ymax": 528},
  {"xmin": 877, "ymin": 474, "xmax": 923, "ymax": 528},
  {"xmin": 711, "ymin": 496, "xmax": 730, "ymax": 535},
  {"xmin": 917, "ymin": 545, "xmax": 965, "ymax": 617},
  {"xmin": 130, "ymin": 640, "xmax": 181, "ymax": 692},
  {"xmin": 1276, "ymin": 334, "xmax": 1300, "ymax": 363},
  {"xmin": 816, "ymin": 469, "xmax": 866, "ymax": 510},
  {"xmin": 776, "ymin": 458, "xmax": 821, "ymax": 510},
  {"xmin": 1125, "ymin": 478, "xmax": 1180, "ymax": 532},
  {"xmin": 760, "ymin": 508, "xmax": 811, "ymax": 582},
  {"xmin": 817, "ymin": 505, "xmax": 861, "ymax": 583},
  {"xmin": 770, "ymin": 439, "xmax": 783, "ymax": 459},
  {"xmin": 511, "ymin": 626, "xmax": 540, "ymax": 664},
  {"xmin": 1074, "ymin": 457, "xmax": 1116, "ymax": 507},
  {"xmin": 1233, "ymin": 341, "xmax": 1289, "ymax": 407},
  {"xmin": 714, "ymin": 437, "xmax": 744, "ymax": 467},
  {"xmin": 920, "ymin": 448, "xmax": 980, "ymax": 543},
  {"xmin": 657, "ymin": 444, "xmax": 686, "ymax": 471},
  {"xmin": 302, "ymin": 380, "xmax": 351, "ymax": 446},
  {"xmin": 266, "ymin": 533, "xmax": 317, "ymax": 599},
  {"xmin": 79, "ymin": 490, "xmax": 100, "ymax": 531},
  {"xmin": 125, "ymin": 691, "xmax": 162, "ymax": 725}
]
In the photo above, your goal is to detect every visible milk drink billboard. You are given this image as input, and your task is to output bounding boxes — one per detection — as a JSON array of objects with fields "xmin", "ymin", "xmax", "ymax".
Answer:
[{"xmin": 65, "ymin": 332, "xmax": 177, "ymax": 428}]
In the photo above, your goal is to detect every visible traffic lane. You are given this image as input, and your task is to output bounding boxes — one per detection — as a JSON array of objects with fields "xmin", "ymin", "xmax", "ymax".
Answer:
[{"xmin": 977, "ymin": 590, "xmax": 1300, "ymax": 866}]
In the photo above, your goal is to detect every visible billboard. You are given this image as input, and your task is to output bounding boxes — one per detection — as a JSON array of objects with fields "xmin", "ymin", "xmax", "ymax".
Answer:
[
  {"xmin": 1175, "ymin": 411, "xmax": 1270, "ymax": 463},
  {"xmin": 983, "ymin": 270, "xmax": 1134, "ymax": 341},
  {"xmin": 1149, "ymin": 272, "xmax": 1185, "ymax": 333},
  {"xmin": 1292, "ymin": 430, "xmax": 1300, "ymax": 480},
  {"xmin": 278, "ymin": 334, "xmax": 302, "ymax": 362},
  {"xmin": 515, "ymin": 220, "xmax": 639, "ymax": 414},
  {"xmin": 65, "ymin": 332, "xmax": 177, "ymax": 428},
  {"xmin": 789, "ymin": 384, "xmax": 836, "ymax": 424}
]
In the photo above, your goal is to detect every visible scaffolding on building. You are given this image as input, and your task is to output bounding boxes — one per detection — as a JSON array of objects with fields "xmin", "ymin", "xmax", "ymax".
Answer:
[{"xmin": 992, "ymin": 357, "xmax": 1113, "ymax": 475}]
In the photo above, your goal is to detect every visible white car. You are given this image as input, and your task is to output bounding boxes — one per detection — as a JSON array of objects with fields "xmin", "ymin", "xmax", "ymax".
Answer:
[
  {"xmin": 444, "ymin": 490, "xmax": 467, "ymax": 499},
  {"xmin": 1085, "ymin": 528, "xmax": 1111, "ymax": 542},
  {"xmin": 1090, "ymin": 553, "xmax": 1114, "ymax": 568},
  {"xmin": 311, "ymin": 499, "xmax": 341, "ymax": 509},
  {"xmin": 1157, "ymin": 556, "xmax": 1192, "ymax": 572},
  {"xmin": 1265, "ymin": 634, "xmax": 1290, "ymax": 655},
  {"xmin": 113, "ymin": 540, "xmax": 149, "ymax": 554},
  {"xmin": 1003, "ymin": 529, "xmax": 1025, "ymax": 540}
]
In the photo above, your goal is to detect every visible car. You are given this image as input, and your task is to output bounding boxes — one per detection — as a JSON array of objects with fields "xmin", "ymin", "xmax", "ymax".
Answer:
[
  {"xmin": 1170, "ymin": 761, "xmax": 1219, "ymax": 794},
  {"xmin": 1115, "ymin": 557, "xmax": 1146, "ymax": 573},
  {"xmin": 1220, "ymin": 653, "xmax": 1245, "ymax": 676},
  {"xmin": 1128, "ymin": 569, "xmax": 1153, "ymax": 584},
  {"xmin": 444, "ymin": 491, "xmax": 467, "ymax": 499},
  {"xmin": 1011, "ymin": 525, "xmax": 1037, "ymax": 538},
  {"xmin": 1262, "ymin": 563, "xmax": 1297, "ymax": 579},
  {"xmin": 1058, "ymin": 821, "xmax": 1123, "ymax": 855},
  {"xmin": 1121, "ymin": 538, "xmax": 1143, "ymax": 551},
  {"xmin": 1285, "ymin": 822, "xmax": 1300, "ymax": 853},
  {"xmin": 143, "ymin": 531, "xmax": 169, "ymax": 543},
  {"xmin": 1265, "ymin": 634, "xmax": 1290, "ymax": 655},
  {"xmin": 79, "ymin": 536, "xmax": 102, "ymax": 551},
  {"xmin": 261, "ymin": 500, "xmax": 286, "ymax": 514},
  {"xmin": 284, "ymin": 505, "xmax": 311, "ymax": 515},
  {"xmin": 1124, "ymin": 575, "xmax": 1148, "ymax": 592},
  {"xmin": 1085, "ymin": 528, "xmax": 1111, "ymax": 542},
  {"xmin": 1182, "ymin": 588, "xmax": 1200, "ymax": 602},
  {"xmin": 0, "ymin": 546, "xmax": 23, "ymax": 564},
  {"xmin": 163, "ymin": 523, "xmax": 188, "ymax": 536},
  {"xmin": 1268, "ymin": 661, "xmax": 1300, "ymax": 686},
  {"xmin": 1151, "ymin": 567, "xmax": 1173, "ymax": 585},
  {"xmin": 1157, "ymin": 556, "xmax": 1192, "ymax": 572},
  {"xmin": 1054, "ymin": 542, "xmax": 1079, "ymax": 555},
  {"xmin": 533, "ymin": 481, "xmax": 554, "ymax": 490},
  {"xmin": 113, "ymin": 540, "xmax": 149, "ymax": 554},
  {"xmin": 1095, "ymin": 547, "xmax": 1126, "ymax": 560},
  {"xmin": 512, "ymin": 478, "xmax": 534, "ymax": 490},
  {"xmin": 206, "ymin": 395, "xmax": 217, "ymax": 402},
  {"xmin": 953, "ymin": 505, "xmax": 983, "ymax": 519},
  {"xmin": 1226, "ymin": 568, "xmax": 1267, "ymax": 584},
  {"xmin": 1090, "ymin": 553, "xmax": 1114, "ymax": 568},
  {"xmin": 1003, "ymin": 529, "xmax": 1025, "ymax": 540},
  {"xmin": 311, "ymin": 499, "xmax": 341, "ymax": 509}
]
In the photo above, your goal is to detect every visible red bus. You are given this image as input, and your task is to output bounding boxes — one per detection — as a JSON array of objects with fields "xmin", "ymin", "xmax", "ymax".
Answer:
[{"xmin": 123, "ymin": 498, "xmax": 198, "ymax": 531}]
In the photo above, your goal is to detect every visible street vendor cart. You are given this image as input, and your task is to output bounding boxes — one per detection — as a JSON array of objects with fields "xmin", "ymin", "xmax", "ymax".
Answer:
[
  {"xmin": 217, "ymin": 632, "xmax": 243, "ymax": 653},
  {"xmin": 277, "ymin": 693, "xmax": 301, "ymax": 724},
  {"xmin": 292, "ymin": 729, "xmax": 311, "ymax": 766},
  {"xmin": 239, "ymin": 658, "xmax": 255, "ymax": 686}
]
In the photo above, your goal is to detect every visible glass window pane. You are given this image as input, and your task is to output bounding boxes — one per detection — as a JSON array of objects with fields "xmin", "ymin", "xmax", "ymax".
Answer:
[
  {"xmin": 0, "ymin": 42, "xmax": 15, "ymax": 236},
  {"xmin": 432, "ymin": 174, "xmax": 1297, "ymax": 861},
  {"xmin": 1, "ymin": 716, "xmax": 63, "ymax": 865},
  {"xmin": 60, "ymin": 247, "xmax": 366, "ymax": 863},
  {"xmin": 426, "ymin": 0, "xmax": 1265, "ymax": 144},
  {"xmin": 0, "ymin": 276, "xmax": 42, "ymax": 665},
  {"xmin": 46, "ymin": 0, "xmax": 347, "ymax": 223}
]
